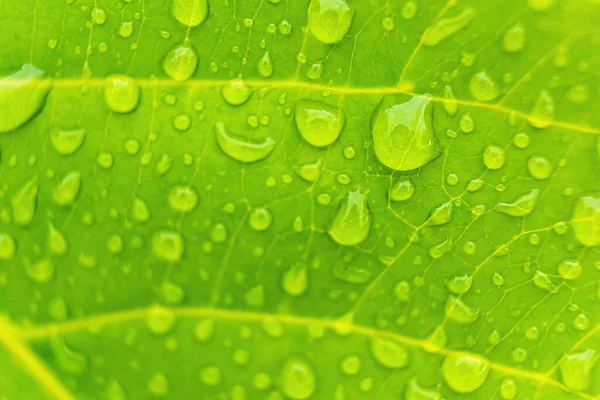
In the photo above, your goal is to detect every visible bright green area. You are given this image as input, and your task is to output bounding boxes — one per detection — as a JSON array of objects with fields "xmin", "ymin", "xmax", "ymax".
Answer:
[{"xmin": 0, "ymin": 0, "xmax": 600, "ymax": 399}]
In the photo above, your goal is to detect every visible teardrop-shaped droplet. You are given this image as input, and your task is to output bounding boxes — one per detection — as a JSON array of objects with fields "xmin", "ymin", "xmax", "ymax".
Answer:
[
  {"xmin": 52, "ymin": 172, "xmax": 82, "ymax": 206},
  {"xmin": 442, "ymin": 354, "xmax": 489, "ymax": 393},
  {"xmin": 214, "ymin": 122, "xmax": 276, "ymax": 163},
  {"xmin": 570, "ymin": 193, "xmax": 600, "ymax": 247},
  {"xmin": 131, "ymin": 197, "xmax": 151, "ymax": 223},
  {"xmin": 503, "ymin": 22, "xmax": 526, "ymax": 52},
  {"xmin": 307, "ymin": 0, "xmax": 354, "ymax": 44},
  {"xmin": 445, "ymin": 295, "xmax": 479, "ymax": 323},
  {"xmin": 50, "ymin": 128, "xmax": 86, "ymax": 155},
  {"xmin": 152, "ymin": 231, "xmax": 184, "ymax": 261},
  {"xmin": 422, "ymin": 8, "xmax": 475, "ymax": 47},
  {"xmin": 328, "ymin": 187, "xmax": 371, "ymax": 246},
  {"xmin": 282, "ymin": 263, "xmax": 309, "ymax": 297},
  {"xmin": 495, "ymin": 189, "xmax": 539, "ymax": 217},
  {"xmin": 293, "ymin": 158, "xmax": 323, "ymax": 182},
  {"xmin": 0, "ymin": 64, "xmax": 51, "ymax": 132},
  {"xmin": 469, "ymin": 71, "xmax": 499, "ymax": 102},
  {"xmin": 0, "ymin": 233, "xmax": 16, "ymax": 260},
  {"xmin": 257, "ymin": 51, "xmax": 274, "ymax": 78},
  {"xmin": 280, "ymin": 357, "xmax": 317, "ymax": 399},
  {"xmin": 146, "ymin": 305, "xmax": 176, "ymax": 335},
  {"xmin": 389, "ymin": 176, "xmax": 415, "ymax": 201},
  {"xmin": 104, "ymin": 75, "xmax": 140, "ymax": 113},
  {"xmin": 428, "ymin": 201, "xmax": 453, "ymax": 226},
  {"xmin": 162, "ymin": 40, "xmax": 198, "ymax": 81},
  {"xmin": 25, "ymin": 258, "xmax": 54, "ymax": 283},
  {"xmin": 295, "ymin": 100, "xmax": 344, "ymax": 148},
  {"xmin": 528, "ymin": 90, "xmax": 554, "ymax": 128},
  {"xmin": 557, "ymin": 258, "xmax": 582, "ymax": 280},
  {"xmin": 12, "ymin": 178, "xmax": 39, "ymax": 226},
  {"xmin": 48, "ymin": 222, "xmax": 68, "ymax": 255},
  {"xmin": 221, "ymin": 79, "xmax": 253, "ymax": 106},
  {"xmin": 370, "ymin": 337, "xmax": 410, "ymax": 369},
  {"xmin": 559, "ymin": 349, "xmax": 598, "ymax": 391},
  {"xmin": 372, "ymin": 94, "xmax": 439, "ymax": 171},
  {"xmin": 172, "ymin": 0, "xmax": 208, "ymax": 27},
  {"xmin": 442, "ymin": 85, "xmax": 458, "ymax": 116},
  {"xmin": 334, "ymin": 262, "xmax": 372, "ymax": 283},
  {"xmin": 249, "ymin": 207, "xmax": 273, "ymax": 232},
  {"xmin": 482, "ymin": 144, "xmax": 505, "ymax": 170}
]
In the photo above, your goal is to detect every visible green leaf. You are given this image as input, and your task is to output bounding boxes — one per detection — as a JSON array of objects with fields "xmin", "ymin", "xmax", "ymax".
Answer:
[{"xmin": 0, "ymin": 0, "xmax": 599, "ymax": 399}]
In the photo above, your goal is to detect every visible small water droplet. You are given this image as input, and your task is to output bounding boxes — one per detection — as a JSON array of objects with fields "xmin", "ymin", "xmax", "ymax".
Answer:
[
  {"xmin": 528, "ymin": 90, "xmax": 554, "ymax": 129},
  {"xmin": 389, "ymin": 177, "xmax": 415, "ymax": 201},
  {"xmin": 52, "ymin": 171, "xmax": 81, "ymax": 206},
  {"xmin": 447, "ymin": 274, "xmax": 472, "ymax": 294},
  {"xmin": 469, "ymin": 71, "xmax": 499, "ymax": 102},
  {"xmin": 12, "ymin": 178, "xmax": 39, "ymax": 226},
  {"xmin": 445, "ymin": 295, "xmax": 479, "ymax": 323},
  {"xmin": 282, "ymin": 263, "xmax": 308, "ymax": 296},
  {"xmin": 257, "ymin": 51, "xmax": 274, "ymax": 77},
  {"xmin": 328, "ymin": 187, "xmax": 371, "ymax": 246},
  {"xmin": 503, "ymin": 22, "xmax": 526, "ymax": 52},
  {"xmin": 527, "ymin": 154, "xmax": 552, "ymax": 179},
  {"xmin": 370, "ymin": 337, "xmax": 409, "ymax": 368},
  {"xmin": 168, "ymin": 185, "xmax": 198, "ymax": 213},
  {"xmin": 295, "ymin": 100, "xmax": 344, "ymax": 148},
  {"xmin": 152, "ymin": 231, "xmax": 184, "ymax": 261},
  {"xmin": 427, "ymin": 201, "xmax": 453, "ymax": 226},
  {"xmin": 293, "ymin": 158, "xmax": 323, "ymax": 183},
  {"xmin": 482, "ymin": 144, "xmax": 505, "ymax": 170},
  {"xmin": 442, "ymin": 354, "xmax": 489, "ymax": 393},
  {"xmin": 249, "ymin": 207, "xmax": 273, "ymax": 231},
  {"xmin": 280, "ymin": 357, "xmax": 317, "ymax": 399}
]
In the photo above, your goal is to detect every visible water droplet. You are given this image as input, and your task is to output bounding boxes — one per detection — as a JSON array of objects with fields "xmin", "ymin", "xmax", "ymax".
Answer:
[
  {"xmin": 527, "ymin": 154, "xmax": 552, "ymax": 179},
  {"xmin": 221, "ymin": 79, "xmax": 253, "ymax": 105},
  {"xmin": 495, "ymin": 189, "xmax": 539, "ymax": 217},
  {"xmin": 295, "ymin": 100, "xmax": 344, "ymax": 148},
  {"xmin": 152, "ymin": 231, "xmax": 184, "ymax": 261},
  {"xmin": 500, "ymin": 379, "xmax": 517, "ymax": 399},
  {"xmin": 155, "ymin": 153, "xmax": 173, "ymax": 176},
  {"xmin": 402, "ymin": 1, "xmax": 418, "ymax": 19},
  {"xmin": 52, "ymin": 171, "xmax": 81, "ymax": 206},
  {"xmin": 447, "ymin": 274, "xmax": 472, "ymax": 294},
  {"xmin": 459, "ymin": 112, "xmax": 475, "ymax": 133},
  {"xmin": 173, "ymin": 113, "xmax": 191, "ymax": 131},
  {"xmin": 533, "ymin": 270, "xmax": 556, "ymax": 292},
  {"xmin": 559, "ymin": 349, "xmax": 598, "ymax": 391},
  {"xmin": 0, "ymin": 233, "xmax": 16, "ymax": 260},
  {"xmin": 573, "ymin": 313, "xmax": 590, "ymax": 331},
  {"xmin": 307, "ymin": 0, "xmax": 354, "ymax": 44},
  {"xmin": 293, "ymin": 158, "xmax": 323, "ymax": 183},
  {"xmin": 214, "ymin": 122, "xmax": 276, "ymax": 163},
  {"xmin": 119, "ymin": 21, "xmax": 134, "ymax": 38},
  {"xmin": 162, "ymin": 40, "xmax": 198, "ymax": 81},
  {"xmin": 557, "ymin": 259, "xmax": 582, "ymax": 280},
  {"xmin": 429, "ymin": 236, "xmax": 453, "ymax": 258},
  {"xmin": 405, "ymin": 378, "xmax": 442, "ymax": 400},
  {"xmin": 26, "ymin": 258, "xmax": 54, "ymax": 283},
  {"xmin": 428, "ymin": 201, "xmax": 453, "ymax": 226},
  {"xmin": 282, "ymin": 263, "xmax": 308, "ymax": 296},
  {"xmin": 131, "ymin": 197, "xmax": 150, "ymax": 223},
  {"xmin": 168, "ymin": 185, "xmax": 198, "ymax": 213},
  {"xmin": 570, "ymin": 192, "xmax": 600, "ymax": 247},
  {"xmin": 48, "ymin": 222, "xmax": 67, "ymax": 255},
  {"xmin": 50, "ymin": 336, "xmax": 87, "ymax": 374},
  {"xmin": 50, "ymin": 128, "xmax": 86, "ymax": 155},
  {"xmin": 442, "ymin": 85, "xmax": 458, "ymax": 116},
  {"xmin": 194, "ymin": 318, "xmax": 215, "ymax": 342},
  {"xmin": 340, "ymin": 354, "xmax": 360, "ymax": 375},
  {"xmin": 12, "ymin": 178, "xmax": 39, "ymax": 226},
  {"xmin": 422, "ymin": 8, "xmax": 475, "ymax": 47},
  {"xmin": 442, "ymin": 354, "xmax": 489, "ymax": 393},
  {"xmin": 328, "ymin": 187, "xmax": 371, "ymax": 246},
  {"xmin": 528, "ymin": 90, "xmax": 554, "ymax": 129},
  {"xmin": 104, "ymin": 75, "xmax": 140, "ymax": 113},
  {"xmin": 512, "ymin": 132, "xmax": 530, "ymax": 149},
  {"xmin": 257, "ymin": 51, "xmax": 274, "ymax": 77},
  {"xmin": 372, "ymin": 94, "xmax": 439, "ymax": 171},
  {"xmin": 200, "ymin": 365, "xmax": 222, "ymax": 386},
  {"xmin": 389, "ymin": 177, "xmax": 415, "ymax": 201},
  {"xmin": 91, "ymin": 7, "xmax": 107, "ymax": 24},
  {"xmin": 147, "ymin": 305, "xmax": 176, "ymax": 334},
  {"xmin": 280, "ymin": 357, "xmax": 316, "ymax": 399},
  {"xmin": 105, "ymin": 380, "xmax": 127, "ymax": 400},
  {"xmin": 172, "ymin": 0, "xmax": 208, "ymax": 27},
  {"xmin": 482, "ymin": 144, "xmax": 505, "ymax": 169},
  {"xmin": 469, "ymin": 71, "xmax": 499, "ymax": 102},
  {"xmin": 445, "ymin": 295, "xmax": 479, "ymax": 323},
  {"xmin": 528, "ymin": 0, "xmax": 554, "ymax": 11},
  {"xmin": 0, "ymin": 64, "xmax": 51, "ymax": 132},
  {"xmin": 249, "ymin": 207, "xmax": 273, "ymax": 231},
  {"xmin": 370, "ymin": 337, "xmax": 409, "ymax": 369},
  {"xmin": 148, "ymin": 373, "xmax": 169, "ymax": 396},
  {"xmin": 503, "ymin": 22, "xmax": 526, "ymax": 52}
]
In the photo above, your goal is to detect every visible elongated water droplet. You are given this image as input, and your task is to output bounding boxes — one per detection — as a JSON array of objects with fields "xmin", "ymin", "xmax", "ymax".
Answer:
[
  {"xmin": 0, "ymin": 64, "xmax": 51, "ymax": 132},
  {"xmin": 442, "ymin": 85, "xmax": 458, "ymax": 116},
  {"xmin": 131, "ymin": 197, "xmax": 150, "ymax": 223},
  {"xmin": 429, "ymin": 236, "xmax": 453, "ymax": 258},
  {"xmin": 495, "ymin": 189, "xmax": 539, "ymax": 217},
  {"xmin": 293, "ymin": 158, "xmax": 323, "ymax": 182},
  {"xmin": 281, "ymin": 357, "xmax": 317, "ymax": 399},
  {"xmin": 570, "ymin": 192, "xmax": 600, "ymax": 247},
  {"xmin": 105, "ymin": 75, "xmax": 140, "ymax": 113},
  {"xmin": 162, "ymin": 40, "xmax": 198, "ymax": 81},
  {"xmin": 257, "ymin": 51, "xmax": 274, "ymax": 78},
  {"xmin": 282, "ymin": 263, "xmax": 309, "ymax": 296},
  {"xmin": 50, "ymin": 128, "xmax": 86, "ymax": 155},
  {"xmin": 12, "ymin": 178, "xmax": 39, "ymax": 226},
  {"xmin": 559, "ymin": 349, "xmax": 598, "ymax": 391},
  {"xmin": 503, "ymin": 22, "xmax": 526, "ymax": 52},
  {"xmin": 389, "ymin": 177, "xmax": 415, "ymax": 201},
  {"xmin": 422, "ymin": 8, "xmax": 475, "ymax": 47},
  {"xmin": 469, "ymin": 71, "xmax": 498, "ymax": 102},
  {"xmin": 295, "ymin": 100, "xmax": 344, "ymax": 148},
  {"xmin": 52, "ymin": 172, "xmax": 81, "ymax": 206},
  {"xmin": 214, "ymin": 122, "xmax": 276, "ymax": 163},
  {"xmin": 405, "ymin": 378, "xmax": 442, "ymax": 400},
  {"xmin": 48, "ymin": 222, "xmax": 67, "ymax": 255},
  {"xmin": 445, "ymin": 295, "xmax": 479, "ymax": 323},
  {"xmin": 371, "ymin": 337, "xmax": 409, "ymax": 369},
  {"xmin": 334, "ymin": 262, "xmax": 371, "ymax": 283},
  {"xmin": 442, "ymin": 354, "xmax": 489, "ymax": 393},
  {"xmin": 307, "ymin": 0, "xmax": 354, "ymax": 44},
  {"xmin": 328, "ymin": 187, "xmax": 371, "ymax": 246},
  {"xmin": 372, "ymin": 94, "xmax": 439, "ymax": 171},
  {"xmin": 152, "ymin": 231, "xmax": 184, "ymax": 261},
  {"xmin": 172, "ymin": 0, "xmax": 208, "ymax": 27},
  {"xmin": 51, "ymin": 336, "xmax": 87, "ymax": 374},
  {"xmin": 528, "ymin": 90, "xmax": 554, "ymax": 128},
  {"xmin": 428, "ymin": 201, "xmax": 453, "ymax": 226},
  {"xmin": 533, "ymin": 270, "xmax": 556, "ymax": 292},
  {"xmin": 0, "ymin": 233, "xmax": 16, "ymax": 260},
  {"xmin": 221, "ymin": 79, "xmax": 253, "ymax": 105}
]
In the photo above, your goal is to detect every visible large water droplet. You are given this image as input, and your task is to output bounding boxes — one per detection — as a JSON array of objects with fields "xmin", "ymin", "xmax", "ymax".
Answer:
[
  {"xmin": 162, "ymin": 40, "xmax": 198, "ymax": 81},
  {"xmin": 422, "ymin": 8, "xmax": 475, "ymax": 47},
  {"xmin": 152, "ymin": 231, "xmax": 184, "ymax": 261},
  {"xmin": 445, "ymin": 295, "xmax": 479, "ymax": 323},
  {"xmin": 147, "ymin": 305, "xmax": 176, "ymax": 335},
  {"xmin": 482, "ymin": 144, "xmax": 505, "ymax": 169},
  {"xmin": 293, "ymin": 158, "xmax": 323, "ymax": 183},
  {"xmin": 214, "ymin": 122, "xmax": 276, "ymax": 163},
  {"xmin": 503, "ymin": 22, "xmax": 526, "ymax": 52},
  {"xmin": 372, "ymin": 94, "xmax": 439, "ymax": 171},
  {"xmin": 389, "ymin": 177, "xmax": 415, "ymax": 201},
  {"xmin": 469, "ymin": 71, "xmax": 499, "ymax": 102},
  {"xmin": 370, "ymin": 337, "xmax": 409, "ymax": 369},
  {"xmin": 50, "ymin": 128, "xmax": 86, "ymax": 155},
  {"xmin": 295, "ymin": 100, "xmax": 345, "ymax": 148},
  {"xmin": 105, "ymin": 75, "xmax": 140, "ymax": 113},
  {"xmin": 257, "ymin": 51, "xmax": 274, "ymax": 78},
  {"xmin": 172, "ymin": 0, "xmax": 208, "ymax": 27},
  {"xmin": 528, "ymin": 90, "xmax": 554, "ymax": 128},
  {"xmin": 249, "ymin": 207, "xmax": 273, "ymax": 231},
  {"xmin": 168, "ymin": 185, "xmax": 198, "ymax": 213},
  {"xmin": 12, "ymin": 178, "xmax": 39, "ymax": 226},
  {"xmin": 52, "ymin": 171, "xmax": 81, "ymax": 206},
  {"xmin": 442, "ymin": 354, "xmax": 489, "ymax": 393},
  {"xmin": 559, "ymin": 349, "xmax": 598, "ymax": 391},
  {"xmin": 527, "ymin": 154, "xmax": 552, "ymax": 179},
  {"xmin": 221, "ymin": 79, "xmax": 253, "ymax": 106},
  {"xmin": 427, "ymin": 201, "xmax": 453, "ymax": 226},
  {"xmin": 0, "ymin": 64, "xmax": 51, "ymax": 132},
  {"xmin": 280, "ymin": 357, "xmax": 316, "ymax": 399},
  {"xmin": 495, "ymin": 189, "xmax": 539, "ymax": 217},
  {"xmin": 307, "ymin": 0, "xmax": 354, "ymax": 44},
  {"xmin": 442, "ymin": 85, "xmax": 458, "ymax": 116},
  {"xmin": 328, "ymin": 187, "xmax": 371, "ymax": 246},
  {"xmin": 570, "ymin": 192, "xmax": 600, "ymax": 247}
]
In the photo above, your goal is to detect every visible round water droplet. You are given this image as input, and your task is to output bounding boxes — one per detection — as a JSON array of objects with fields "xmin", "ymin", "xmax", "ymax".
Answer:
[
  {"xmin": 370, "ymin": 337, "xmax": 409, "ymax": 368},
  {"xmin": 295, "ymin": 100, "xmax": 344, "ymax": 148},
  {"xmin": 249, "ymin": 207, "xmax": 272, "ymax": 231},
  {"xmin": 104, "ymin": 75, "xmax": 140, "ymax": 113},
  {"xmin": 307, "ymin": 0, "xmax": 354, "ymax": 44},
  {"xmin": 91, "ymin": 8, "xmax": 107, "ymax": 24},
  {"xmin": 483, "ymin": 144, "xmax": 505, "ymax": 170},
  {"xmin": 152, "ymin": 231, "xmax": 184, "ymax": 261},
  {"xmin": 168, "ymin": 185, "xmax": 198, "ymax": 212},
  {"xmin": 389, "ymin": 177, "xmax": 415, "ymax": 201},
  {"xmin": 442, "ymin": 354, "xmax": 489, "ymax": 393},
  {"xmin": 527, "ymin": 154, "xmax": 552, "ymax": 179},
  {"xmin": 221, "ymin": 79, "xmax": 253, "ymax": 106},
  {"xmin": 570, "ymin": 192, "xmax": 600, "ymax": 247},
  {"xmin": 147, "ymin": 305, "xmax": 176, "ymax": 335},
  {"xmin": 503, "ymin": 22, "xmax": 526, "ymax": 52},
  {"xmin": 328, "ymin": 187, "xmax": 371, "ymax": 246},
  {"xmin": 162, "ymin": 40, "xmax": 198, "ymax": 81},
  {"xmin": 500, "ymin": 378, "xmax": 517, "ymax": 399},
  {"xmin": 50, "ymin": 128, "xmax": 86, "ymax": 155},
  {"xmin": 148, "ymin": 373, "xmax": 169, "ymax": 396},
  {"xmin": 557, "ymin": 258, "xmax": 582, "ymax": 280},
  {"xmin": 172, "ymin": 0, "xmax": 208, "ymax": 27},
  {"xmin": 469, "ymin": 71, "xmax": 499, "ymax": 102},
  {"xmin": 280, "ymin": 357, "xmax": 316, "ymax": 399},
  {"xmin": 200, "ymin": 365, "xmax": 222, "ymax": 386}
]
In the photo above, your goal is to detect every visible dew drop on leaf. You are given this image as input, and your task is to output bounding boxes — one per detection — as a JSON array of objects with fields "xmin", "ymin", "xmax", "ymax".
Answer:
[
  {"xmin": 282, "ymin": 263, "xmax": 309, "ymax": 296},
  {"xmin": 570, "ymin": 192, "xmax": 600, "ymax": 246},
  {"xmin": 119, "ymin": 21, "xmax": 133, "ymax": 38},
  {"xmin": 371, "ymin": 94, "xmax": 439, "ymax": 171},
  {"xmin": 445, "ymin": 295, "xmax": 479, "ymax": 323},
  {"xmin": 0, "ymin": 232, "xmax": 16, "ymax": 260},
  {"xmin": 293, "ymin": 158, "xmax": 323, "ymax": 183},
  {"xmin": 442, "ymin": 353, "xmax": 489, "ymax": 393},
  {"xmin": 447, "ymin": 274, "xmax": 472, "ymax": 294},
  {"xmin": 11, "ymin": 178, "xmax": 39, "ymax": 226},
  {"xmin": 131, "ymin": 197, "xmax": 151, "ymax": 223},
  {"xmin": 172, "ymin": 0, "xmax": 208, "ymax": 27},
  {"xmin": 25, "ymin": 258, "xmax": 54, "ymax": 283},
  {"xmin": 50, "ymin": 336, "xmax": 87, "ymax": 374},
  {"xmin": 104, "ymin": 75, "xmax": 140, "ymax": 113},
  {"xmin": 257, "ymin": 51, "xmax": 274, "ymax": 78},
  {"xmin": 482, "ymin": 144, "xmax": 505, "ymax": 170},
  {"xmin": 328, "ymin": 187, "xmax": 371, "ymax": 246},
  {"xmin": 307, "ymin": 0, "xmax": 354, "ymax": 44},
  {"xmin": 295, "ymin": 100, "xmax": 345, "ymax": 148},
  {"xmin": 427, "ymin": 201, "xmax": 454, "ymax": 226},
  {"xmin": 499, "ymin": 378, "xmax": 517, "ymax": 399},
  {"xmin": 162, "ymin": 39, "xmax": 198, "ymax": 81},
  {"xmin": 429, "ymin": 236, "xmax": 453, "ymax": 259},
  {"xmin": 469, "ymin": 71, "xmax": 499, "ymax": 102},
  {"xmin": 148, "ymin": 373, "xmax": 169, "ymax": 396},
  {"xmin": 557, "ymin": 258, "xmax": 582, "ymax": 280},
  {"xmin": 249, "ymin": 207, "xmax": 273, "ymax": 232},
  {"xmin": 389, "ymin": 177, "xmax": 415, "ymax": 201},
  {"xmin": 52, "ymin": 171, "xmax": 82, "ymax": 206},
  {"xmin": 280, "ymin": 357, "xmax": 317, "ymax": 399},
  {"xmin": 146, "ymin": 305, "xmax": 176, "ymax": 335},
  {"xmin": 528, "ymin": 90, "xmax": 554, "ymax": 129},
  {"xmin": 459, "ymin": 112, "xmax": 475, "ymax": 133},
  {"xmin": 50, "ymin": 127, "xmax": 86, "ymax": 155},
  {"xmin": 221, "ymin": 78, "xmax": 253, "ymax": 106},
  {"xmin": 422, "ymin": 8, "xmax": 475, "ymax": 47},
  {"xmin": 214, "ymin": 122, "xmax": 276, "ymax": 163},
  {"xmin": 370, "ymin": 337, "xmax": 409, "ymax": 369},
  {"xmin": 503, "ymin": 22, "xmax": 526, "ymax": 52},
  {"xmin": 152, "ymin": 231, "xmax": 184, "ymax": 261},
  {"xmin": 527, "ymin": 154, "xmax": 552, "ymax": 179},
  {"xmin": 442, "ymin": 85, "xmax": 458, "ymax": 116},
  {"xmin": 495, "ymin": 189, "xmax": 539, "ymax": 217},
  {"xmin": 168, "ymin": 185, "xmax": 199, "ymax": 213},
  {"xmin": 559, "ymin": 349, "xmax": 598, "ymax": 391},
  {"xmin": 405, "ymin": 377, "xmax": 442, "ymax": 400},
  {"xmin": 528, "ymin": 0, "xmax": 554, "ymax": 11},
  {"xmin": 194, "ymin": 319, "xmax": 215, "ymax": 342}
]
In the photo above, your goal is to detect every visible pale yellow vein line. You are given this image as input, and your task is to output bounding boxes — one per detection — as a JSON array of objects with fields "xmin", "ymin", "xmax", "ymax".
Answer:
[
  {"xmin": 0, "ymin": 317, "xmax": 76, "ymax": 400},
  {"xmin": 14, "ymin": 306, "xmax": 597, "ymax": 400}
]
